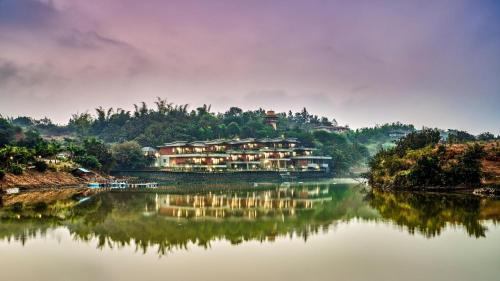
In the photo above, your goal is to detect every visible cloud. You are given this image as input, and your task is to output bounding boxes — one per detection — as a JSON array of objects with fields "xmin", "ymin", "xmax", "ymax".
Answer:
[
  {"xmin": 0, "ymin": 0, "xmax": 499, "ymax": 134},
  {"xmin": 0, "ymin": 58, "xmax": 65, "ymax": 89},
  {"xmin": 0, "ymin": 59, "xmax": 18, "ymax": 84},
  {"xmin": 57, "ymin": 30, "xmax": 134, "ymax": 50},
  {"xmin": 0, "ymin": 0, "xmax": 59, "ymax": 27}
]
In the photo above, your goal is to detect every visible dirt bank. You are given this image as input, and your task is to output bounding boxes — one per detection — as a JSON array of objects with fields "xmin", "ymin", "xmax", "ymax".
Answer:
[{"xmin": 0, "ymin": 171, "xmax": 86, "ymax": 190}]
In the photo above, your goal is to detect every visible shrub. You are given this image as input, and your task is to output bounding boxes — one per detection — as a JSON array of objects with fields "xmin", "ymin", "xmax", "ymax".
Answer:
[
  {"xmin": 10, "ymin": 164, "xmax": 23, "ymax": 175},
  {"xmin": 33, "ymin": 201, "xmax": 48, "ymax": 212},
  {"xmin": 11, "ymin": 202, "xmax": 23, "ymax": 213},
  {"xmin": 34, "ymin": 160, "xmax": 48, "ymax": 172},
  {"xmin": 74, "ymin": 155, "xmax": 102, "ymax": 170},
  {"xmin": 449, "ymin": 144, "xmax": 485, "ymax": 186},
  {"xmin": 111, "ymin": 141, "xmax": 150, "ymax": 170},
  {"xmin": 0, "ymin": 169, "xmax": 5, "ymax": 180},
  {"xmin": 395, "ymin": 128, "xmax": 441, "ymax": 156}
]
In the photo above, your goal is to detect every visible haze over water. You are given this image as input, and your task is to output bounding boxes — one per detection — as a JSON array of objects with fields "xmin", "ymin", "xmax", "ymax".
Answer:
[{"xmin": 1, "ymin": 182, "xmax": 499, "ymax": 281}]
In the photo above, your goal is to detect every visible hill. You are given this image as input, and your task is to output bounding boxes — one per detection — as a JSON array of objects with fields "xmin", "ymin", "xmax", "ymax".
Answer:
[{"xmin": 368, "ymin": 128, "xmax": 499, "ymax": 190}]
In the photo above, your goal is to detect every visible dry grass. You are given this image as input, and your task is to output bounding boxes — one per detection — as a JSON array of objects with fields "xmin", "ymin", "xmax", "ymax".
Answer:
[{"xmin": 0, "ymin": 170, "xmax": 85, "ymax": 189}]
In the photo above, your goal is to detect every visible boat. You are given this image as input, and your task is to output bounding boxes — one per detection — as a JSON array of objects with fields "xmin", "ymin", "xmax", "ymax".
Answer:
[
  {"xmin": 87, "ymin": 181, "xmax": 158, "ymax": 189},
  {"xmin": 78, "ymin": 197, "xmax": 91, "ymax": 204},
  {"xmin": 5, "ymin": 188, "xmax": 19, "ymax": 194},
  {"xmin": 110, "ymin": 181, "xmax": 128, "ymax": 189},
  {"xmin": 129, "ymin": 182, "xmax": 158, "ymax": 188},
  {"xmin": 87, "ymin": 182, "xmax": 101, "ymax": 188}
]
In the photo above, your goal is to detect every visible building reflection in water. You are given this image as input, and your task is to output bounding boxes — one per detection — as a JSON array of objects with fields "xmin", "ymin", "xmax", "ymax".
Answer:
[{"xmin": 154, "ymin": 186, "xmax": 332, "ymax": 219}]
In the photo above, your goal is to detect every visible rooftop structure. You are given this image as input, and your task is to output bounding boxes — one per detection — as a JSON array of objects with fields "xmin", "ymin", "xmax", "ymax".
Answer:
[{"xmin": 265, "ymin": 110, "xmax": 278, "ymax": 130}]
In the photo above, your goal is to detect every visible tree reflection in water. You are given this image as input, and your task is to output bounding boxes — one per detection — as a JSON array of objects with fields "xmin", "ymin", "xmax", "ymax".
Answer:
[
  {"xmin": 369, "ymin": 190, "xmax": 500, "ymax": 238},
  {"xmin": 0, "ymin": 183, "xmax": 499, "ymax": 256}
]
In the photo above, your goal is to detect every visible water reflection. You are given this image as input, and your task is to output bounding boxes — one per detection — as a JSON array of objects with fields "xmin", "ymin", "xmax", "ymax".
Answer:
[
  {"xmin": 369, "ymin": 190, "xmax": 500, "ymax": 238},
  {"xmin": 1, "ymin": 183, "xmax": 499, "ymax": 256}
]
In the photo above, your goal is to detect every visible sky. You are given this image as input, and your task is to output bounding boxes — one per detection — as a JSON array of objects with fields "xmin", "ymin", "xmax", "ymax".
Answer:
[{"xmin": 0, "ymin": 0, "xmax": 499, "ymax": 134}]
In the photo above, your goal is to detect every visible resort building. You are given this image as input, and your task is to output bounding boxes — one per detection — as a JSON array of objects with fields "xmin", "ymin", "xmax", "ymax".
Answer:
[{"xmin": 156, "ymin": 137, "xmax": 332, "ymax": 172}]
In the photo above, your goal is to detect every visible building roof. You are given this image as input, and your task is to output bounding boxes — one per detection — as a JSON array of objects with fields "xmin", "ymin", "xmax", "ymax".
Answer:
[
  {"xmin": 291, "ymin": 156, "xmax": 332, "ymax": 160},
  {"xmin": 204, "ymin": 139, "xmax": 227, "ymax": 145},
  {"xmin": 260, "ymin": 148, "xmax": 293, "ymax": 152},
  {"xmin": 158, "ymin": 141, "xmax": 189, "ymax": 148},
  {"xmin": 158, "ymin": 137, "xmax": 299, "ymax": 148},
  {"xmin": 293, "ymin": 147, "xmax": 316, "ymax": 151},
  {"xmin": 190, "ymin": 141, "xmax": 207, "ymax": 147},
  {"xmin": 259, "ymin": 137, "xmax": 298, "ymax": 143},
  {"xmin": 228, "ymin": 138, "xmax": 256, "ymax": 144},
  {"xmin": 227, "ymin": 150, "xmax": 261, "ymax": 154}
]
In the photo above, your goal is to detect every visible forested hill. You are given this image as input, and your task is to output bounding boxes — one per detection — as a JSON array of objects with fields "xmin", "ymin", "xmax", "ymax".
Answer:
[
  {"xmin": 368, "ymin": 129, "xmax": 500, "ymax": 189},
  {"xmin": 2, "ymin": 99, "xmax": 495, "ymax": 175}
]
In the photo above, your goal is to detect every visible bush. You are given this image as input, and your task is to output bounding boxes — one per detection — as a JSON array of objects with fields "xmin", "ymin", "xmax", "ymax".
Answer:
[
  {"xmin": 10, "ymin": 164, "xmax": 23, "ymax": 175},
  {"xmin": 34, "ymin": 160, "xmax": 48, "ymax": 172},
  {"xmin": 449, "ymin": 144, "xmax": 485, "ymax": 186},
  {"xmin": 33, "ymin": 201, "xmax": 48, "ymax": 212},
  {"xmin": 11, "ymin": 202, "xmax": 23, "ymax": 213},
  {"xmin": 0, "ymin": 169, "xmax": 5, "ymax": 180},
  {"xmin": 111, "ymin": 141, "xmax": 150, "ymax": 170},
  {"xmin": 74, "ymin": 155, "xmax": 102, "ymax": 170},
  {"xmin": 395, "ymin": 128, "xmax": 441, "ymax": 156}
]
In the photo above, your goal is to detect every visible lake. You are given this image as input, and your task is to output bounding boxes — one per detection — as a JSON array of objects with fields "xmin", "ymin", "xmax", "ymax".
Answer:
[{"xmin": 1, "ymin": 181, "xmax": 499, "ymax": 281}]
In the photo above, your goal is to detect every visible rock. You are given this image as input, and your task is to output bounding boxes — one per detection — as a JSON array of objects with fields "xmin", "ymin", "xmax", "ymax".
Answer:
[{"xmin": 473, "ymin": 187, "xmax": 500, "ymax": 197}]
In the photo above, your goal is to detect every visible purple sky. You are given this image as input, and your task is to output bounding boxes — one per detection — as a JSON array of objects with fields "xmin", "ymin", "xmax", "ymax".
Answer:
[{"xmin": 0, "ymin": 0, "xmax": 499, "ymax": 134}]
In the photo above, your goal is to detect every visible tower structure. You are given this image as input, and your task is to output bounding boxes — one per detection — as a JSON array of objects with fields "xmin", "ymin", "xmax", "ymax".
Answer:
[{"xmin": 265, "ymin": 110, "xmax": 278, "ymax": 130}]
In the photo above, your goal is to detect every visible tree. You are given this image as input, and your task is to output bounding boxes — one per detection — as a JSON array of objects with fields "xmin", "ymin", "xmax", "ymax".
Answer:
[
  {"xmin": 395, "ymin": 128, "xmax": 441, "ymax": 155},
  {"xmin": 75, "ymin": 155, "xmax": 102, "ymax": 170},
  {"xmin": 477, "ymin": 132, "xmax": 495, "ymax": 141},
  {"xmin": 226, "ymin": 122, "xmax": 241, "ymax": 137},
  {"xmin": 447, "ymin": 130, "xmax": 476, "ymax": 144},
  {"xmin": 449, "ymin": 144, "xmax": 485, "ymax": 186},
  {"xmin": 18, "ymin": 129, "xmax": 43, "ymax": 148},
  {"xmin": 69, "ymin": 112, "xmax": 93, "ymax": 136},
  {"xmin": 12, "ymin": 116, "xmax": 34, "ymax": 127},
  {"xmin": 83, "ymin": 138, "xmax": 113, "ymax": 171},
  {"xmin": 111, "ymin": 141, "xmax": 150, "ymax": 170},
  {"xmin": 0, "ymin": 145, "xmax": 34, "ymax": 169},
  {"xmin": 0, "ymin": 117, "xmax": 20, "ymax": 147}
]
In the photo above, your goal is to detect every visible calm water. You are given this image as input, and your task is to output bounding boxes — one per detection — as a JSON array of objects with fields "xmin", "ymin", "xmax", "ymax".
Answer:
[{"xmin": 1, "ymin": 181, "xmax": 499, "ymax": 281}]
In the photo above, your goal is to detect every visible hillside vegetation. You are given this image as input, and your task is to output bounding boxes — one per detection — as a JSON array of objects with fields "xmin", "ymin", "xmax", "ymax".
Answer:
[
  {"xmin": 369, "ymin": 129, "xmax": 500, "ymax": 189},
  {"xmin": 1, "ymin": 99, "xmax": 497, "ymax": 178}
]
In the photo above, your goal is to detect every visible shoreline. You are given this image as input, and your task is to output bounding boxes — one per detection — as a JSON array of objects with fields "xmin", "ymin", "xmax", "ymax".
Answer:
[{"xmin": 370, "ymin": 184, "xmax": 500, "ymax": 197}]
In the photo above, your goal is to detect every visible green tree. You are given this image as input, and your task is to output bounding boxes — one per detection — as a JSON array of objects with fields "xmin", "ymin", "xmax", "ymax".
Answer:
[
  {"xmin": 395, "ymin": 128, "xmax": 441, "ymax": 155},
  {"xmin": 69, "ymin": 112, "xmax": 93, "ymax": 136},
  {"xmin": 111, "ymin": 141, "xmax": 150, "ymax": 170},
  {"xmin": 477, "ymin": 132, "xmax": 495, "ymax": 141},
  {"xmin": 226, "ymin": 122, "xmax": 241, "ymax": 137},
  {"xmin": 74, "ymin": 155, "xmax": 102, "ymax": 170},
  {"xmin": 83, "ymin": 138, "xmax": 113, "ymax": 171},
  {"xmin": 447, "ymin": 130, "xmax": 476, "ymax": 144},
  {"xmin": 0, "ymin": 117, "xmax": 20, "ymax": 147}
]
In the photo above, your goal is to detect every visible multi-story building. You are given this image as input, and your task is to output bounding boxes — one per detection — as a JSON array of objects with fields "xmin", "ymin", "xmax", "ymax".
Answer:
[{"xmin": 156, "ymin": 137, "xmax": 331, "ymax": 172}]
